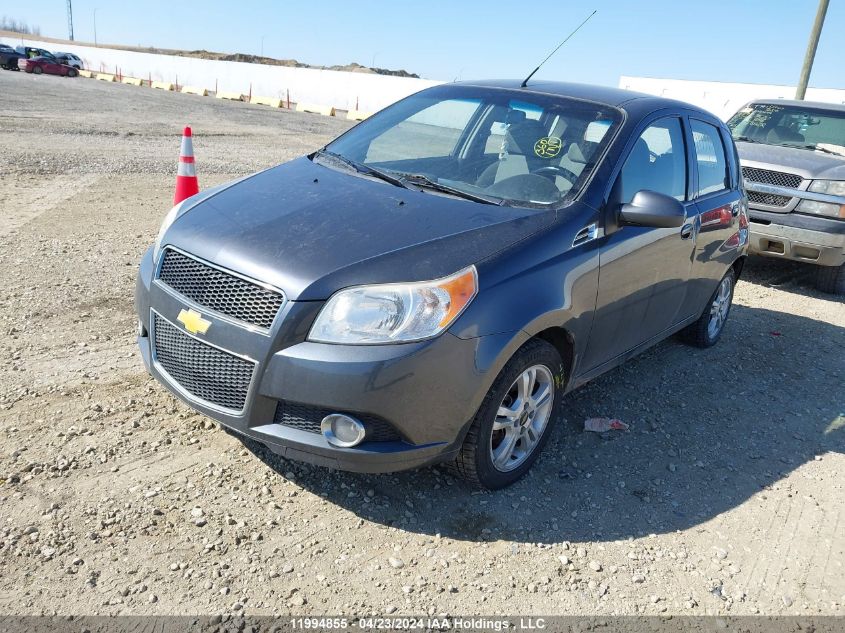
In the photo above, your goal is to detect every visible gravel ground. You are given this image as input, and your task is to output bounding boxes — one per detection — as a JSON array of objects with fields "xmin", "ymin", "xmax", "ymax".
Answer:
[{"xmin": 0, "ymin": 70, "xmax": 843, "ymax": 618}]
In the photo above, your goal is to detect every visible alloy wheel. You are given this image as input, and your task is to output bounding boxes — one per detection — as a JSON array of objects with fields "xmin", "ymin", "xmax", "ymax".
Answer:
[
  {"xmin": 707, "ymin": 276, "xmax": 732, "ymax": 339},
  {"xmin": 489, "ymin": 364, "xmax": 554, "ymax": 472}
]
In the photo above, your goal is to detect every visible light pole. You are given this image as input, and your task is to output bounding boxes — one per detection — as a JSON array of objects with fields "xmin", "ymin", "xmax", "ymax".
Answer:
[
  {"xmin": 260, "ymin": 35, "xmax": 266, "ymax": 57},
  {"xmin": 371, "ymin": 52, "xmax": 379, "ymax": 69},
  {"xmin": 795, "ymin": 0, "xmax": 830, "ymax": 100},
  {"xmin": 93, "ymin": 8, "xmax": 98, "ymax": 47}
]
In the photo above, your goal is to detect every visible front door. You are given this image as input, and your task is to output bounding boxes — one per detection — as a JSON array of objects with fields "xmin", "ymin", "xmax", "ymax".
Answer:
[{"xmin": 580, "ymin": 115, "xmax": 698, "ymax": 372}]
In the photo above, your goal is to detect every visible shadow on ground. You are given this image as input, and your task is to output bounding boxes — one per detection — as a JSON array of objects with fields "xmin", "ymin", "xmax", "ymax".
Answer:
[
  {"xmin": 740, "ymin": 254, "xmax": 835, "ymax": 299},
  {"xmin": 242, "ymin": 303, "xmax": 844, "ymax": 544}
]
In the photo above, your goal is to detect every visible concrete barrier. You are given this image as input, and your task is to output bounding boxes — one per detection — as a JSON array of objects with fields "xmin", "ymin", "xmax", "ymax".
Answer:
[
  {"xmin": 96, "ymin": 73, "xmax": 116, "ymax": 82},
  {"xmin": 251, "ymin": 95, "xmax": 283, "ymax": 108},
  {"xmin": 0, "ymin": 34, "xmax": 442, "ymax": 114},
  {"xmin": 345, "ymin": 109, "xmax": 372, "ymax": 121},
  {"xmin": 296, "ymin": 103, "xmax": 335, "ymax": 117},
  {"xmin": 181, "ymin": 85, "xmax": 208, "ymax": 96},
  {"xmin": 151, "ymin": 81, "xmax": 174, "ymax": 91},
  {"xmin": 216, "ymin": 91, "xmax": 245, "ymax": 101},
  {"xmin": 121, "ymin": 76, "xmax": 143, "ymax": 86},
  {"xmin": 78, "ymin": 69, "xmax": 94, "ymax": 78}
]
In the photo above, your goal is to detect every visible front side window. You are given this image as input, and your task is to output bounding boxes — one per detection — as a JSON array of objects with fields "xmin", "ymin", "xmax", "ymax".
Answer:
[
  {"xmin": 617, "ymin": 118, "xmax": 687, "ymax": 204},
  {"xmin": 691, "ymin": 120, "xmax": 729, "ymax": 196},
  {"xmin": 322, "ymin": 86, "xmax": 622, "ymax": 208}
]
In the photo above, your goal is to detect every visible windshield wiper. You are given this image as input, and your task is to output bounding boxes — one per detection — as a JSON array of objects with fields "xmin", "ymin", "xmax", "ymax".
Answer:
[
  {"xmin": 801, "ymin": 144, "xmax": 843, "ymax": 156},
  {"xmin": 733, "ymin": 136, "xmax": 761, "ymax": 144},
  {"xmin": 315, "ymin": 150, "xmax": 409, "ymax": 189},
  {"xmin": 396, "ymin": 173, "xmax": 504, "ymax": 205}
]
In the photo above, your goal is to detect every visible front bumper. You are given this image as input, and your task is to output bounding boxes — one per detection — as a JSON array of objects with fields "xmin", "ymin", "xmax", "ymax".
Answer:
[
  {"xmin": 747, "ymin": 209, "xmax": 845, "ymax": 267},
  {"xmin": 135, "ymin": 247, "xmax": 524, "ymax": 473}
]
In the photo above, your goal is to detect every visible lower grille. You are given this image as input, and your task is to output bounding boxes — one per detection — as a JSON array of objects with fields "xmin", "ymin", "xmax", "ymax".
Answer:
[
  {"xmin": 748, "ymin": 190, "xmax": 792, "ymax": 207},
  {"xmin": 153, "ymin": 312, "xmax": 255, "ymax": 412},
  {"xmin": 273, "ymin": 401, "xmax": 402, "ymax": 442}
]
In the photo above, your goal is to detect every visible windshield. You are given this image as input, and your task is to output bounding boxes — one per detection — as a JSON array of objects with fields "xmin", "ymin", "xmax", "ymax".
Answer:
[
  {"xmin": 728, "ymin": 103, "xmax": 845, "ymax": 157},
  {"xmin": 321, "ymin": 85, "xmax": 621, "ymax": 208}
]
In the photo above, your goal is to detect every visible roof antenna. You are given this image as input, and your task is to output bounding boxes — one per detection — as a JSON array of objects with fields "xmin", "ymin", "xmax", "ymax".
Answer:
[{"xmin": 520, "ymin": 10, "xmax": 597, "ymax": 88}]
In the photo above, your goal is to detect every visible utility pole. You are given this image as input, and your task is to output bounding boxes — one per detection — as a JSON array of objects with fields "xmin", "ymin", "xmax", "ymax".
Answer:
[
  {"xmin": 93, "ymin": 8, "xmax": 98, "ymax": 47},
  {"xmin": 67, "ymin": 0, "xmax": 74, "ymax": 41},
  {"xmin": 795, "ymin": 0, "xmax": 829, "ymax": 100}
]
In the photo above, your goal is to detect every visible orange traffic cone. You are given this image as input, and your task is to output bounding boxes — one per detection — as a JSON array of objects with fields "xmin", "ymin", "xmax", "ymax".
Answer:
[{"xmin": 174, "ymin": 126, "xmax": 199, "ymax": 204}]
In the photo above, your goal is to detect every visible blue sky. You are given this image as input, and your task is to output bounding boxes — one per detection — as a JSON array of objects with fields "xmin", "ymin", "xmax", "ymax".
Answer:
[{"xmin": 6, "ymin": 0, "xmax": 844, "ymax": 88}]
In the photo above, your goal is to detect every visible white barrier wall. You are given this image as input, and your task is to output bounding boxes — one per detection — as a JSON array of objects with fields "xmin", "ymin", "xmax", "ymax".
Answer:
[
  {"xmin": 619, "ymin": 76, "xmax": 845, "ymax": 121},
  {"xmin": 0, "ymin": 36, "xmax": 442, "ymax": 113}
]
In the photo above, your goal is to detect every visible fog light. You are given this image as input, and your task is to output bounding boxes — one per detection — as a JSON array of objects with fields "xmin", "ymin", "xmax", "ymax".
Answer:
[{"xmin": 321, "ymin": 414, "xmax": 366, "ymax": 448}]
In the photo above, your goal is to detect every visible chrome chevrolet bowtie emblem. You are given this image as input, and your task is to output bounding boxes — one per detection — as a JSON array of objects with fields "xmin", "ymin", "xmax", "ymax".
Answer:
[{"xmin": 177, "ymin": 308, "xmax": 211, "ymax": 335}]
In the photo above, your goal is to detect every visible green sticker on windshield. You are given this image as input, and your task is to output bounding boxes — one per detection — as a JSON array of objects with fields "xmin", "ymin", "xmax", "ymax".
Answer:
[{"xmin": 534, "ymin": 136, "xmax": 562, "ymax": 158}]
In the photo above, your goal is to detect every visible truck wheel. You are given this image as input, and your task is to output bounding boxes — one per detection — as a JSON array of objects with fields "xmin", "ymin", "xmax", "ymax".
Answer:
[
  {"xmin": 815, "ymin": 263, "xmax": 845, "ymax": 295},
  {"xmin": 681, "ymin": 269, "xmax": 735, "ymax": 348},
  {"xmin": 451, "ymin": 338, "xmax": 563, "ymax": 490}
]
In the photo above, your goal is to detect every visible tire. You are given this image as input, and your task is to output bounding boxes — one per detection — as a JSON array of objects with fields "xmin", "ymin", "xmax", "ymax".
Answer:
[
  {"xmin": 32, "ymin": 66, "xmax": 42, "ymax": 75},
  {"xmin": 451, "ymin": 338, "xmax": 564, "ymax": 490},
  {"xmin": 67, "ymin": 69, "xmax": 78, "ymax": 78},
  {"xmin": 814, "ymin": 263, "xmax": 845, "ymax": 295},
  {"xmin": 681, "ymin": 268, "xmax": 736, "ymax": 348}
]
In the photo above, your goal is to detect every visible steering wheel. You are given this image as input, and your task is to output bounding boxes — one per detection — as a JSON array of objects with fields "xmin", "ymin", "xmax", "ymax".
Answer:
[{"xmin": 532, "ymin": 164, "xmax": 579, "ymax": 185}]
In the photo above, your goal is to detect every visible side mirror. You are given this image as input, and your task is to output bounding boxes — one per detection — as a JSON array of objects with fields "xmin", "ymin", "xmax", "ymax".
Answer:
[{"xmin": 619, "ymin": 190, "xmax": 686, "ymax": 228}]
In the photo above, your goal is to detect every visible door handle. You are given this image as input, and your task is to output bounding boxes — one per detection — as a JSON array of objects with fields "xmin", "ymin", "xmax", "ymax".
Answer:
[{"xmin": 680, "ymin": 223, "xmax": 694, "ymax": 239}]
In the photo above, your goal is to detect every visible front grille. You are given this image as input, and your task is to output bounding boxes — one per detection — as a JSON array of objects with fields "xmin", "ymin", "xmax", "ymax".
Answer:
[
  {"xmin": 747, "ymin": 191, "xmax": 792, "ymax": 207},
  {"xmin": 153, "ymin": 312, "xmax": 254, "ymax": 412},
  {"xmin": 273, "ymin": 401, "xmax": 402, "ymax": 443},
  {"xmin": 742, "ymin": 167, "xmax": 803, "ymax": 208},
  {"xmin": 158, "ymin": 249, "xmax": 285, "ymax": 329}
]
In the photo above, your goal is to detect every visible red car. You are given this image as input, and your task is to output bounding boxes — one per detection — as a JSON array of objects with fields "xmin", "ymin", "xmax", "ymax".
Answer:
[{"xmin": 18, "ymin": 55, "xmax": 79, "ymax": 77}]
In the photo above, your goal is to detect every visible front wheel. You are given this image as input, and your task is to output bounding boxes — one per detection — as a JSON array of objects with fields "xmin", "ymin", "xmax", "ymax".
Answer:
[
  {"xmin": 681, "ymin": 269, "xmax": 735, "ymax": 348},
  {"xmin": 815, "ymin": 263, "xmax": 845, "ymax": 295},
  {"xmin": 451, "ymin": 339, "xmax": 563, "ymax": 490}
]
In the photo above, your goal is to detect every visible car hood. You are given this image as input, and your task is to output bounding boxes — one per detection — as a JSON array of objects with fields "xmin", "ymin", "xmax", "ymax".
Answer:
[
  {"xmin": 737, "ymin": 141, "xmax": 845, "ymax": 179},
  {"xmin": 163, "ymin": 157, "xmax": 555, "ymax": 301}
]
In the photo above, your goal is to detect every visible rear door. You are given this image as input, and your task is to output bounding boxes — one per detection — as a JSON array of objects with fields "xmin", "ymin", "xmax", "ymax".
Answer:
[
  {"xmin": 683, "ymin": 118, "xmax": 744, "ymax": 316},
  {"xmin": 580, "ymin": 114, "xmax": 698, "ymax": 372}
]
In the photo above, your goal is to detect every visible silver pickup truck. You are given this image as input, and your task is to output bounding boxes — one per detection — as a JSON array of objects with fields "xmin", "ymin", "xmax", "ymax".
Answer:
[{"xmin": 727, "ymin": 100, "xmax": 845, "ymax": 294}]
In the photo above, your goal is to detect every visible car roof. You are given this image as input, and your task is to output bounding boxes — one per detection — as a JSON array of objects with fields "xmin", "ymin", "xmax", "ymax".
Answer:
[
  {"xmin": 744, "ymin": 98, "xmax": 845, "ymax": 113},
  {"xmin": 451, "ymin": 79, "xmax": 718, "ymax": 119}
]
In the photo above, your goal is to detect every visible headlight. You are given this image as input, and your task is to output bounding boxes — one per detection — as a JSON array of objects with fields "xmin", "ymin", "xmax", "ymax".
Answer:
[
  {"xmin": 808, "ymin": 180, "xmax": 845, "ymax": 196},
  {"xmin": 796, "ymin": 199, "xmax": 845, "ymax": 219},
  {"xmin": 152, "ymin": 200, "xmax": 187, "ymax": 262},
  {"xmin": 309, "ymin": 266, "xmax": 478, "ymax": 344}
]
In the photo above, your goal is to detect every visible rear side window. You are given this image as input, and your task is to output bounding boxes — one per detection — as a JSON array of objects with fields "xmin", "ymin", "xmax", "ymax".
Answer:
[
  {"xmin": 691, "ymin": 120, "xmax": 729, "ymax": 196},
  {"xmin": 618, "ymin": 117, "xmax": 688, "ymax": 204}
]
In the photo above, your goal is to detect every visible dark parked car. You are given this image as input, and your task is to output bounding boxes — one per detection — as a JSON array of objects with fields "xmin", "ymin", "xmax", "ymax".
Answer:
[
  {"xmin": 728, "ymin": 100, "xmax": 845, "ymax": 293},
  {"xmin": 18, "ymin": 55, "xmax": 78, "ymax": 77},
  {"xmin": 136, "ymin": 81, "xmax": 748, "ymax": 489},
  {"xmin": 0, "ymin": 47, "xmax": 24, "ymax": 71}
]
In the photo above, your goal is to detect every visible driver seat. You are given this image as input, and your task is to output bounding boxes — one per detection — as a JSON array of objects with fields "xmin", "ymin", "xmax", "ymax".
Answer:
[{"xmin": 477, "ymin": 119, "xmax": 550, "ymax": 187}]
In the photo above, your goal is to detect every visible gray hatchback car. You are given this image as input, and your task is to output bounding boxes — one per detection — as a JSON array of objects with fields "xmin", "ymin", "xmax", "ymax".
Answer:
[{"xmin": 136, "ymin": 81, "xmax": 748, "ymax": 489}]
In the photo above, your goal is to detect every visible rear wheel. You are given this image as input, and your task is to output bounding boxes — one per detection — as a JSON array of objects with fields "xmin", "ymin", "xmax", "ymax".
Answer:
[
  {"xmin": 32, "ymin": 65, "xmax": 43, "ymax": 75},
  {"xmin": 451, "ymin": 339, "xmax": 563, "ymax": 490},
  {"xmin": 681, "ymin": 269, "xmax": 735, "ymax": 348},
  {"xmin": 815, "ymin": 263, "xmax": 845, "ymax": 295},
  {"xmin": 67, "ymin": 68, "xmax": 78, "ymax": 78}
]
